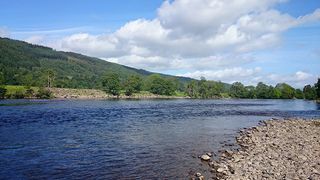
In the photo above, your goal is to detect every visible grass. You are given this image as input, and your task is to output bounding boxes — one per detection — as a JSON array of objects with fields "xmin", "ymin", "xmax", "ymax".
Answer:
[
  {"xmin": 174, "ymin": 91, "xmax": 187, "ymax": 97},
  {"xmin": 4, "ymin": 85, "xmax": 38, "ymax": 94}
]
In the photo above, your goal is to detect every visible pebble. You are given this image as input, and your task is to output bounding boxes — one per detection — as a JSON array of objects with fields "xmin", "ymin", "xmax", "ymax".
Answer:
[
  {"xmin": 195, "ymin": 172, "xmax": 202, "ymax": 177},
  {"xmin": 200, "ymin": 154, "xmax": 211, "ymax": 161},
  {"xmin": 206, "ymin": 119, "xmax": 320, "ymax": 180}
]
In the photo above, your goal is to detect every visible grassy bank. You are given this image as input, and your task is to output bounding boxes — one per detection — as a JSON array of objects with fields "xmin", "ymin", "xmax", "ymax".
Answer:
[{"xmin": 4, "ymin": 85, "xmax": 38, "ymax": 94}]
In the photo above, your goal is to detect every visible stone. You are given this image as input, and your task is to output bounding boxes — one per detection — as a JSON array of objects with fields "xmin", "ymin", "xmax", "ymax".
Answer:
[
  {"xmin": 216, "ymin": 167, "xmax": 228, "ymax": 173},
  {"xmin": 200, "ymin": 154, "xmax": 211, "ymax": 161},
  {"xmin": 196, "ymin": 172, "xmax": 202, "ymax": 177},
  {"xmin": 233, "ymin": 156, "xmax": 241, "ymax": 162},
  {"xmin": 206, "ymin": 152, "xmax": 213, "ymax": 157},
  {"xmin": 205, "ymin": 119, "xmax": 320, "ymax": 180}
]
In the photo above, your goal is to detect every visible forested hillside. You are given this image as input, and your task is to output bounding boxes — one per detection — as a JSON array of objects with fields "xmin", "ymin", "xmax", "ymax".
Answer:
[
  {"xmin": 0, "ymin": 37, "xmax": 319, "ymax": 100},
  {"xmin": 0, "ymin": 37, "xmax": 192, "ymax": 89}
]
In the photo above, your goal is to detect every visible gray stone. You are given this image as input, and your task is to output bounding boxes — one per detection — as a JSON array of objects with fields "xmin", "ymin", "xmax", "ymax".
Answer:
[{"xmin": 200, "ymin": 154, "xmax": 211, "ymax": 161}]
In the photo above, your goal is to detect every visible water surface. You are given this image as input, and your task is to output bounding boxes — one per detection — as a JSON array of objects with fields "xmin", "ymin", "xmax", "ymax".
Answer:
[{"xmin": 0, "ymin": 99, "xmax": 319, "ymax": 179}]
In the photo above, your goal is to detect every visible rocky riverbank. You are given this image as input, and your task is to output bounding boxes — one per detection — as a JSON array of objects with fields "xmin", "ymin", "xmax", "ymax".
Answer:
[
  {"xmin": 194, "ymin": 119, "xmax": 320, "ymax": 180},
  {"xmin": 50, "ymin": 88, "xmax": 189, "ymax": 99}
]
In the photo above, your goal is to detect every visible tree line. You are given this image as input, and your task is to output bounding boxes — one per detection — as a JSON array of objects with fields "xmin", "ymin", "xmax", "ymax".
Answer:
[
  {"xmin": 186, "ymin": 77, "xmax": 320, "ymax": 100},
  {"xmin": 102, "ymin": 73, "xmax": 178, "ymax": 96},
  {"xmin": 102, "ymin": 73, "xmax": 320, "ymax": 100},
  {"xmin": 1, "ymin": 69, "xmax": 319, "ymax": 100}
]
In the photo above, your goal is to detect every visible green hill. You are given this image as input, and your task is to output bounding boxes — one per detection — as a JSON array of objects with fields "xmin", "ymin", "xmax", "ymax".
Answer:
[{"xmin": 0, "ymin": 37, "xmax": 193, "ymax": 89}]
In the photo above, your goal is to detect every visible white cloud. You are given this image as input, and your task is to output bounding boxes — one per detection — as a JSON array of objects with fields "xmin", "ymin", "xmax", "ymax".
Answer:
[
  {"xmin": 101, "ymin": 54, "xmax": 254, "ymax": 71},
  {"xmin": 178, "ymin": 67, "xmax": 262, "ymax": 83},
  {"xmin": 0, "ymin": 27, "xmax": 10, "ymax": 38},
  {"xmin": 267, "ymin": 71, "xmax": 316, "ymax": 87},
  {"xmin": 157, "ymin": 0, "xmax": 286, "ymax": 37},
  {"xmin": 43, "ymin": 1, "xmax": 319, "ymax": 64},
  {"xmin": 178, "ymin": 69, "xmax": 317, "ymax": 88},
  {"xmin": 25, "ymin": 35, "xmax": 45, "ymax": 44}
]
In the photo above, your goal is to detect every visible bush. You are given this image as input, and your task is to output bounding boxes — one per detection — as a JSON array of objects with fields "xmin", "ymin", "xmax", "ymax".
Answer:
[
  {"xmin": 6, "ymin": 91, "xmax": 25, "ymax": 99},
  {"xmin": 36, "ymin": 88, "xmax": 53, "ymax": 99},
  {"xmin": 25, "ymin": 88, "xmax": 35, "ymax": 98}
]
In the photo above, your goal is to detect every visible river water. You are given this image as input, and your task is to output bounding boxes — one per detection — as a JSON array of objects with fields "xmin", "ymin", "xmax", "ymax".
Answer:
[{"xmin": 0, "ymin": 99, "xmax": 319, "ymax": 179}]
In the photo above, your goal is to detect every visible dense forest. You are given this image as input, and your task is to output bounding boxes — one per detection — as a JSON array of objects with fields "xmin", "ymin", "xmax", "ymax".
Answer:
[{"xmin": 0, "ymin": 37, "xmax": 319, "ymax": 100}]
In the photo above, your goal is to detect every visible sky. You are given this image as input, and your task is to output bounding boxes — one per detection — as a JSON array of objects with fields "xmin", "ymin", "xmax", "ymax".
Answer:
[{"xmin": 0, "ymin": 0, "xmax": 319, "ymax": 88}]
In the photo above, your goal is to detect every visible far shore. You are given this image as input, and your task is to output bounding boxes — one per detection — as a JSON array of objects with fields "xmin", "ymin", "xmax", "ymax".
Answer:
[
  {"xmin": 194, "ymin": 118, "xmax": 320, "ymax": 180},
  {"xmin": 50, "ymin": 87, "xmax": 190, "ymax": 100}
]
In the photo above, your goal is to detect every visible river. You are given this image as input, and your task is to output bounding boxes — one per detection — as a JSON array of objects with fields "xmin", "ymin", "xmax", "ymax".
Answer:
[{"xmin": 0, "ymin": 99, "xmax": 319, "ymax": 179}]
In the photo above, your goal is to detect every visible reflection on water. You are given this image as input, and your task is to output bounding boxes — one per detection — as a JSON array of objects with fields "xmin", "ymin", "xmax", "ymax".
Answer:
[{"xmin": 0, "ymin": 99, "xmax": 319, "ymax": 179}]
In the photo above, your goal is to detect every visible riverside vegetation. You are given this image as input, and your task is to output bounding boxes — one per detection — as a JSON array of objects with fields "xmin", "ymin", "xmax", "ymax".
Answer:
[
  {"xmin": 1, "ymin": 75, "xmax": 320, "ymax": 100},
  {"xmin": 0, "ymin": 37, "xmax": 320, "ymax": 100}
]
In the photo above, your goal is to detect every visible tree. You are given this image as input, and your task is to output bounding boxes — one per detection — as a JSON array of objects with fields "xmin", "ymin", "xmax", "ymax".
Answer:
[
  {"xmin": 207, "ymin": 81, "xmax": 223, "ymax": 98},
  {"xmin": 46, "ymin": 69, "xmax": 55, "ymax": 88},
  {"xmin": 275, "ymin": 83, "xmax": 295, "ymax": 99},
  {"xmin": 256, "ymin": 82, "xmax": 269, "ymax": 99},
  {"xmin": 294, "ymin": 89, "xmax": 304, "ymax": 99},
  {"xmin": 0, "ymin": 72, "xmax": 5, "ymax": 85},
  {"xmin": 23, "ymin": 73, "xmax": 33, "ymax": 86},
  {"xmin": 315, "ymin": 78, "xmax": 320, "ymax": 99},
  {"xmin": 36, "ymin": 87, "xmax": 53, "ymax": 99},
  {"xmin": 0, "ymin": 72, "xmax": 6, "ymax": 99},
  {"xmin": 255, "ymin": 82, "xmax": 275, "ymax": 99},
  {"xmin": 230, "ymin": 82, "xmax": 247, "ymax": 98},
  {"xmin": 271, "ymin": 88, "xmax": 281, "ymax": 99},
  {"xmin": 245, "ymin": 86, "xmax": 256, "ymax": 99},
  {"xmin": 303, "ymin": 85, "xmax": 316, "ymax": 100},
  {"xmin": 0, "ymin": 86, "xmax": 6, "ymax": 99},
  {"xmin": 198, "ymin": 77, "xmax": 209, "ymax": 98},
  {"xmin": 102, "ymin": 73, "xmax": 121, "ymax": 96},
  {"xmin": 186, "ymin": 80, "xmax": 198, "ymax": 98},
  {"xmin": 148, "ymin": 74, "xmax": 175, "ymax": 95},
  {"xmin": 124, "ymin": 75, "xmax": 142, "ymax": 96}
]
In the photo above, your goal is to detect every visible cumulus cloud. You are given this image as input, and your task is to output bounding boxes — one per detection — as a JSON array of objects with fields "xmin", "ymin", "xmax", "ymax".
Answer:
[
  {"xmin": 267, "ymin": 71, "xmax": 316, "ymax": 87},
  {"xmin": 102, "ymin": 54, "xmax": 254, "ymax": 71},
  {"xmin": 178, "ymin": 67, "xmax": 262, "ymax": 83},
  {"xmin": 179, "ymin": 69, "xmax": 317, "ymax": 88},
  {"xmin": 44, "ymin": 0, "xmax": 320, "ymax": 67}
]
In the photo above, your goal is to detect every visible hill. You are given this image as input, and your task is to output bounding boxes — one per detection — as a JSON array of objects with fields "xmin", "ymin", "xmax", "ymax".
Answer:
[{"xmin": 0, "ymin": 37, "xmax": 193, "ymax": 89}]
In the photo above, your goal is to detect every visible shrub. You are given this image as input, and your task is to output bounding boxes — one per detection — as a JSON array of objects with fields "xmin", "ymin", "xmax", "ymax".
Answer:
[
  {"xmin": 36, "ymin": 88, "xmax": 53, "ymax": 99},
  {"xmin": 7, "ymin": 91, "xmax": 25, "ymax": 99},
  {"xmin": 25, "ymin": 88, "xmax": 35, "ymax": 98}
]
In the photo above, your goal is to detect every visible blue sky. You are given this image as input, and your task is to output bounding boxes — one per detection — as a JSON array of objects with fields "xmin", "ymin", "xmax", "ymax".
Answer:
[{"xmin": 0, "ymin": 0, "xmax": 319, "ymax": 87}]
